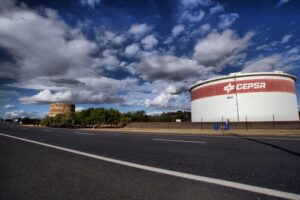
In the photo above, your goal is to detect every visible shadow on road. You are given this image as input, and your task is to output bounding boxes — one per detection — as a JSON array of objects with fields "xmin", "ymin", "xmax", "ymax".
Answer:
[{"xmin": 233, "ymin": 134, "xmax": 300, "ymax": 158}]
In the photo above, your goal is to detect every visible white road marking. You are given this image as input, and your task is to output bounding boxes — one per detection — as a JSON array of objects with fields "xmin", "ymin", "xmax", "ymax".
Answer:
[
  {"xmin": 249, "ymin": 137, "xmax": 300, "ymax": 141},
  {"xmin": 153, "ymin": 138, "xmax": 206, "ymax": 144},
  {"xmin": 0, "ymin": 133, "xmax": 299, "ymax": 199},
  {"xmin": 158, "ymin": 134, "xmax": 300, "ymax": 141},
  {"xmin": 75, "ymin": 132, "xmax": 95, "ymax": 136}
]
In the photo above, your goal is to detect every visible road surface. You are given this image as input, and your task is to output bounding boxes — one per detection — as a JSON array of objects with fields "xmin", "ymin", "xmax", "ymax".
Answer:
[{"xmin": 1, "ymin": 124, "xmax": 300, "ymax": 199}]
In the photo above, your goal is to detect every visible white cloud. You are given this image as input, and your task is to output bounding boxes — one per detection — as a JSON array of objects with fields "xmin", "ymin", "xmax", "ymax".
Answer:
[
  {"xmin": 179, "ymin": 0, "xmax": 213, "ymax": 23},
  {"xmin": 125, "ymin": 43, "xmax": 140, "ymax": 57},
  {"xmin": 19, "ymin": 76, "xmax": 139, "ymax": 104},
  {"xmin": 276, "ymin": 0, "xmax": 289, "ymax": 7},
  {"xmin": 2, "ymin": 109, "xmax": 47, "ymax": 119},
  {"xmin": 281, "ymin": 34, "xmax": 292, "ymax": 44},
  {"xmin": 0, "ymin": 90, "xmax": 19, "ymax": 97},
  {"xmin": 20, "ymin": 89, "xmax": 123, "ymax": 104},
  {"xmin": 143, "ymin": 84, "xmax": 191, "ymax": 110},
  {"xmin": 141, "ymin": 35, "xmax": 158, "ymax": 50},
  {"xmin": 4, "ymin": 109, "xmax": 25, "ymax": 118},
  {"xmin": 0, "ymin": 0, "xmax": 201, "ymax": 112},
  {"xmin": 0, "ymin": 0, "xmax": 138, "ymax": 107},
  {"xmin": 163, "ymin": 36, "xmax": 173, "ymax": 45},
  {"xmin": 209, "ymin": 4, "xmax": 224, "ymax": 15},
  {"xmin": 13, "ymin": 65, "xmax": 136, "ymax": 104},
  {"xmin": 194, "ymin": 29, "xmax": 254, "ymax": 71},
  {"xmin": 112, "ymin": 35, "xmax": 125, "ymax": 45},
  {"xmin": 172, "ymin": 25, "xmax": 185, "ymax": 37},
  {"xmin": 242, "ymin": 55, "xmax": 285, "ymax": 72},
  {"xmin": 4, "ymin": 104, "xmax": 15, "ymax": 109},
  {"xmin": 146, "ymin": 111, "xmax": 163, "ymax": 116},
  {"xmin": 218, "ymin": 13, "xmax": 239, "ymax": 29},
  {"xmin": 181, "ymin": 9, "xmax": 205, "ymax": 22},
  {"xmin": 199, "ymin": 23, "xmax": 211, "ymax": 35},
  {"xmin": 256, "ymin": 44, "xmax": 269, "ymax": 51},
  {"xmin": 145, "ymin": 85, "xmax": 178, "ymax": 108},
  {"xmin": 118, "ymin": 79, "xmax": 192, "ymax": 111},
  {"xmin": 128, "ymin": 23, "xmax": 152, "ymax": 37},
  {"xmin": 93, "ymin": 49, "xmax": 120, "ymax": 71},
  {"xmin": 145, "ymin": 93, "xmax": 175, "ymax": 108},
  {"xmin": 242, "ymin": 48, "xmax": 300, "ymax": 72},
  {"xmin": 94, "ymin": 29, "xmax": 126, "ymax": 47},
  {"xmin": 80, "ymin": 0, "xmax": 101, "ymax": 9},
  {"xmin": 255, "ymin": 39, "xmax": 281, "ymax": 51},
  {"xmin": 136, "ymin": 55, "xmax": 212, "ymax": 81},
  {"xmin": 75, "ymin": 106, "xmax": 85, "ymax": 111},
  {"xmin": 102, "ymin": 49, "xmax": 119, "ymax": 64},
  {"xmin": 20, "ymin": 89, "xmax": 72, "ymax": 103},
  {"xmin": 0, "ymin": 0, "xmax": 15, "ymax": 10},
  {"xmin": 181, "ymin": 0, "xmax": 213, "ymax": 8},
  {"xmin": 0, "ymin": 0, "xmax": 272, "ymax": 113},
  {"xmin": 103, "ymin": 31, "xmax": 125, "ymax": 45},
  {"xmin": 0, "ymin": 5, "xmax": 96, "ymax": 81}
]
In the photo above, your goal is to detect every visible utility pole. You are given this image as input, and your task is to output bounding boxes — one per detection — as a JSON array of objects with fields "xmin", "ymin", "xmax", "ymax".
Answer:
[{"xmin": 234, "ymin": 74, "xmax": 240, "ymax": 122}]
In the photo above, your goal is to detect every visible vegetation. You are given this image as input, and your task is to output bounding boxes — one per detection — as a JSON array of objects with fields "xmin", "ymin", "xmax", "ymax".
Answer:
[
  {"xmin": 0, "ymin": 117, "xmax": 41, "ymax": 125},
  {"xmin": 40, "ymin": 108, "xmax": 191, "ymax": 128},
  {"xmin": 22, "ymin": 117, "xmax": 41, "ymax": 125},
  {"xmin": 0, "ymin": 108, "xmax": 191, "ymax": 128}
]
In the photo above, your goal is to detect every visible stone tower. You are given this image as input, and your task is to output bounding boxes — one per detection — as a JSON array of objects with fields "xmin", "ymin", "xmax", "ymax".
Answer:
[{"xmin": 48, "ymin": 103, "xmax": 75, "ymax": 117}]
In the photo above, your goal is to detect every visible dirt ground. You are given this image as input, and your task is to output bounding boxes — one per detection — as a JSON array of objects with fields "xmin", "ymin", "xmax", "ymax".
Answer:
[
  {"xmin": 79, "ymin": 127, "xmax": 300, "ymax": 136},
  {"xmin": 17, "ymin": 124, "xmax": 300, "ymax": 136}
]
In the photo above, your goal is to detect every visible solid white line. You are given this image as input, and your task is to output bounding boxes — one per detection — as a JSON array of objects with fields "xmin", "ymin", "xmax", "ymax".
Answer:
[
  {"xmin": 153, "ymin": 138, "xmax": 206, "ymax": 144},
  {"xmin": 0, "ymin": 133, "xmax": 299, "ymax": 200},
  {"xmin": 249, "ymin": 137, "xmax": 300, "ymax": 141},
  {"xmin": 159, "ymin": 134, "xmax": 300, "ymax": 141}
]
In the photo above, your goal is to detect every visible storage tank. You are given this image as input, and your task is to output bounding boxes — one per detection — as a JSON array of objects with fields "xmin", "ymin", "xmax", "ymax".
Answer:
[
  {"xmin": 49, "ymin": 103, "xmax": 75, "ymax": 117},
  {"xmin": 189, "ymin": 71, "xmax": 299, "ymax": 122}
]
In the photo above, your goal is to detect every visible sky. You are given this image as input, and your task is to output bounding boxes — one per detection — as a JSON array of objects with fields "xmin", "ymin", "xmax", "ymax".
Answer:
[{"xmin": 0, "ymin": 0, "xmax": 300, "ymax": 118}]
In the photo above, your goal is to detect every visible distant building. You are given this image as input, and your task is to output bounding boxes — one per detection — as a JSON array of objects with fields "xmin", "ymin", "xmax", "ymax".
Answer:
[{"xmin": 48, "ymin": 103, "xmax": 75, "ymax": 117}]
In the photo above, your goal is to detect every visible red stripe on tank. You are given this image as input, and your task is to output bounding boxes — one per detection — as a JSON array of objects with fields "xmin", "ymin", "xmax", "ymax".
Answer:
[{"xmin": 191, "ymin": 79, "xmax": 295, "ymax": 101}]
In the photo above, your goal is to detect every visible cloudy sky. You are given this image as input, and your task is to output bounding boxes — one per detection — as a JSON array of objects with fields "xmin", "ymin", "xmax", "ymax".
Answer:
[{"xmin": 0, "ymin": 0, "xmax": 300, "ymax": 118}]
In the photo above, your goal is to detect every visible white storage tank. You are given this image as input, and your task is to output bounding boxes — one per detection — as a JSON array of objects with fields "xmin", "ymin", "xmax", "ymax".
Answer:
[{"xmin": 189, "ymin": 71, "xmax": 299, "ymax": 122}]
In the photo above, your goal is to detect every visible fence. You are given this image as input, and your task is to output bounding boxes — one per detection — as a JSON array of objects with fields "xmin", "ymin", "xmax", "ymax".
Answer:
[
  {"xmin": 192, "ymin": 114, "xmax": 298, "ymax": 123},
  {"xmin": 126, "ymin": 121, "xmax": 300, "ymax": 130}
]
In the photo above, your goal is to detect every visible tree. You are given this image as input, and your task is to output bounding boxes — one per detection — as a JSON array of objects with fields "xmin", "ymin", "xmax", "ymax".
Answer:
[
  {"xmin": 104, "ymin": 108, "xmax": 122, "ymax": 127},
  {"xmin": 41, "ymin": 107, "xmax": 191, "ymax": 128},
  {"xmin": 90, "ymin": 108, "xmax": 105, "ymax": 127}
]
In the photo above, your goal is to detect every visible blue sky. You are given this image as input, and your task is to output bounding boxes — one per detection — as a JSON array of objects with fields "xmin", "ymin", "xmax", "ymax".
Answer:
[{"xmin": 0, "ymin": 0, "xmax": 299, "ymax": 118}]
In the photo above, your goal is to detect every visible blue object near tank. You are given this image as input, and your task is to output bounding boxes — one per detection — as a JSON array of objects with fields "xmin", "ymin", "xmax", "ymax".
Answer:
[{"xmin": 213, "ymin": 123, "xmax": 219, "ymax": 130}]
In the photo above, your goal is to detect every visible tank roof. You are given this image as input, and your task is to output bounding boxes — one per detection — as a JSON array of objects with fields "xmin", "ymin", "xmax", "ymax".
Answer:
[{"xmin": 189, "ymin": 71, "xmax": 297, "ymax": 91}]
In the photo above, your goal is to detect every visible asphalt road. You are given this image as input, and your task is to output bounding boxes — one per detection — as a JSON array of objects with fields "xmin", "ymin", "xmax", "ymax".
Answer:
[{"xmin": 1, "ymin": 124, "xmax": 300, "ymax": 199}]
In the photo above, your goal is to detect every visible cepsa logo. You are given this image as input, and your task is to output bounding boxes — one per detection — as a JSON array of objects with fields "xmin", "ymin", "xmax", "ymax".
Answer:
[{"xmin": 223, "ymin": 82, "xmax": 266, "ymax": 93}]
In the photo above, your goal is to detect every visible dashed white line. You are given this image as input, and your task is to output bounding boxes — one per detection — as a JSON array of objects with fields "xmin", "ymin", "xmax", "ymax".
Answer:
[
  {"xmin": 153, "ymin": 138, "xmax": 206, "ymax": 144},
  {"xmin": 75, "ymin": 131, "xmax": 95, "ymax": 136},
  {"xmin": 0, "ymin": 133, "xmax": 299, "ymax": 199}
]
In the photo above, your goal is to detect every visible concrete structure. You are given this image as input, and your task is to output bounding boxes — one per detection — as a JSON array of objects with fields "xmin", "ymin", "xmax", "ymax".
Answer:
[
  {"xmin": 49, "ymin": 103, "xmax": 75, "ymax": 117},
  {"xmin": 190, "ymin": 71, "xmax": 299, "ymax": 122}
]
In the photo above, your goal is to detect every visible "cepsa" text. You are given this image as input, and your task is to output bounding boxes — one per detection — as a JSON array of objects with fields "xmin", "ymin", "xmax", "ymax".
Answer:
[{"xmin": 236, "ymin": 82, "xmax": 266, "ymax": 90}]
